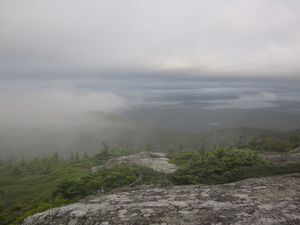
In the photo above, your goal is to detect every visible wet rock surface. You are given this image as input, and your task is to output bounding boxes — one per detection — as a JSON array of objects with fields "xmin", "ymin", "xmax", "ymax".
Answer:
[
  {"xmin": 23, "ymin": 173, "xmax": 300, "ymax": 225},
  {"xmin": 91, "ymin": 151, "xmax": 178, "ymax": 174}
]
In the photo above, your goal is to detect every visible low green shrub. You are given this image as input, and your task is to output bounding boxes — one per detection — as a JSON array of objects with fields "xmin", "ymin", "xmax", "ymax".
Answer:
[
  {"xmin": 170, "ymin": 147, "xmax": 274, "ymax": 185},
  {"xmin": 52, "ymin": 164, "xmax": 166, "ymax": 201}
]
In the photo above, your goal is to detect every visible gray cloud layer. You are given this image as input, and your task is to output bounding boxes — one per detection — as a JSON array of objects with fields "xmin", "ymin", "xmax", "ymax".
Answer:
[
  {"xmin": 1, "ymin": 0, "xmax": 300, "ymax": 79},
  {"xmin": 0, "ymin": 89, "xmax": 129, "ymax": 125}
]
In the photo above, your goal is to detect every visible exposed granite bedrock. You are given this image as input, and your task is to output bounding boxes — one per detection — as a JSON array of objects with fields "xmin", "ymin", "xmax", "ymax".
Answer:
[{"xmin": 23, "ymin": 173, "xmax": 300, "ymax": 225}]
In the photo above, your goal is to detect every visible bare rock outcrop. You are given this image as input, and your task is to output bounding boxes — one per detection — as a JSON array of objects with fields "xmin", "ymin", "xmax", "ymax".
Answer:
[
  {"xmin": 22, "ymin": 173, "xmax": 300, "ymax": 225},
  {"xmin": 262, "ymin": 153, "xmax": 300, "ymax": 166},
  {"xmin": 91, "ymin": 151, "xmax": 178, "ymax": 174}
]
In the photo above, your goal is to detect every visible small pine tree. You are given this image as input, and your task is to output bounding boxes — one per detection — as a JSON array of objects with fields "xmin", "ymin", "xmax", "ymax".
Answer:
[
  {"xmin": 75, "ymin": 151, "xmax": 80, "ymax": 162},
  {"xmin": 70, "ymin": 152, "xmax": 75, "ymax": 161},
  {"xmin": 82, "ymin": 152, "xmax": 89, "ymax": 159},
  {"xmin": 52, "ymin": 151, "xmax": 59, "ymax": 161},
  {"xmin": 145, "ymin": 144, "xmax": 153, "ymax": 152}
]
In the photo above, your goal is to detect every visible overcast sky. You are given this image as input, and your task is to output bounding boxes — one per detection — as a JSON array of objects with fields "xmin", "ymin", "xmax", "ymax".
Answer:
[
  {"xmin": 1, "ymin": 1, "xmax": 300, "ymax": 159},
  {"xmin": 1, "ymin": 0, "xmax": 300, "ymax": 81},
  {"xmin": 0, "ymin": 0, "xmax": 300, "ymax": 117}
]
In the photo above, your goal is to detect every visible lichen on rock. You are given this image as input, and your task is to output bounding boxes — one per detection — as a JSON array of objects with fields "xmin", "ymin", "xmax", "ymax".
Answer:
[
  {"xmin": 22, "ymin": 173, "xmax": 300, "ymax": 225},
  {"xmin": 91, "ymin": 151, "xmax": 178, "ymax": 174}
]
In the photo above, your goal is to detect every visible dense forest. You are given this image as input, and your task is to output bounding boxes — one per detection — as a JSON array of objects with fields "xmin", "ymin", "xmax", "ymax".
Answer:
[{"xmin": 1, "ymin": 129, "xmax": 300, "ymax": 224}]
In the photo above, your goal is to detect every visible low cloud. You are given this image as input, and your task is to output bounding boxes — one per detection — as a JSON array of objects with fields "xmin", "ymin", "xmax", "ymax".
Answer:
[
  {"xmin": 0, "ymin": 88, "xmax": 130, "ymax": 124},
  {"xmin": 0, "ymin": 88, "xmax": 133, "ymax": 159},
  {"xmin": 206, "ymin": 92, "xmax": 278, "ymax": 109}
]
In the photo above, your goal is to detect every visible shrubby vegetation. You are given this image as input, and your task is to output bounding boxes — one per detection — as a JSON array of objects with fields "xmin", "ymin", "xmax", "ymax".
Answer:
[
  {"xmin": 1, "ymin": 129, "xmax": 300, "ymax": 225},
  {"xmin": 170, "ymin": 147, "xmax": 268, "ymax": 184},
  {"xmin": 236, "ymin": 137, "xmax": 291, "ymax": 153},
  {"xmin": 169, "ymin": 146, "xmax": 300, "ymax": 185},
  {"xmin": 0, "ymin": 144, "xmax": 164, "ymax": 225},
  {"xmin": 229, "ymin": 129, "xmax": 300, "ymax": 154},
  {"xmin": 290, "ymin": 129, "xmax": 300, "ymax": 149},
  {"xmin": 53, "ymin": 164, "xmax": 165, "ymax": 201}
]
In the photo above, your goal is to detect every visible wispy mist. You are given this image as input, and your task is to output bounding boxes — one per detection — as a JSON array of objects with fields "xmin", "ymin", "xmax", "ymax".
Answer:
[
  {"xmin": 0, "ymin": 1, "xmax": 299, "ymax": 160},
  {"xmin": 0, "ymin": 88, "xmax": 132, "ymax": 160},
  {"xmin": 0, "ymin": 88, "xmax": 129, "ymax": 123}
]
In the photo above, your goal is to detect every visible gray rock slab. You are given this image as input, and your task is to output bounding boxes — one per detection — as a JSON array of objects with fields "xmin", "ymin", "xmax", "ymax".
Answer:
[
  {"xmin": 22, "ymin": 173, "xmax": 300, "ymax": 225},
  {"xmin": 91, "ymin": 151, "xmax": 178, "ymax": 174}
]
